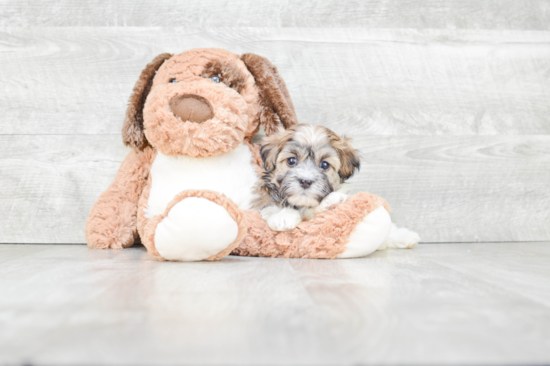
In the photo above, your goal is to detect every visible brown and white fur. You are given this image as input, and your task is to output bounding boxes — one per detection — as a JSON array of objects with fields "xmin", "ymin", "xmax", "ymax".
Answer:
[
  {"xmin": 86, "ymin": 48, "xmax": 417, "ymax": 261},
  {"xmin": 253, "ymin": 124, "xmax": 421, "ymax": 250},
  {"xmin": 252, "ymin": 124, "xmax": 359, "ymax": 231}
]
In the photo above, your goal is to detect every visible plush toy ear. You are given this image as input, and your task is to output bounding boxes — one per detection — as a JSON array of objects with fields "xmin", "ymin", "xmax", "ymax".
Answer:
[
  {"xmin": 122, "ymin": 53, "xmax": 173, "ymax": 150},
  {"xmin": 241, "ymin": 53, "xmax": 298, "ymax": 135}
]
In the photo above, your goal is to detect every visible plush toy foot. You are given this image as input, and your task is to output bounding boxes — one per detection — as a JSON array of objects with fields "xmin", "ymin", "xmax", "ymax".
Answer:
[
  {"xmin": 337, "ymin": 206, "xmax": 393, "ymax": 258},
  {"xmin": 145, "ymin": 191, "xmax": 247, "ymax": 261}
]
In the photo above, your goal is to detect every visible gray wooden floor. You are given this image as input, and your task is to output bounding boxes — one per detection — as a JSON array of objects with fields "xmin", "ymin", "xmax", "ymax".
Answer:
[{"xmin": 1, "ymin": 243, "xmax": 549, "ymax": 365}]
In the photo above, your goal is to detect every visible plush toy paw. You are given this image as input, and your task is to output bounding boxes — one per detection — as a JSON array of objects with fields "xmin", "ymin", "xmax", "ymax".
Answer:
[
  {"xmin": 113, "ymin": 226, "xmax": 136, "ymax": 249},
  {"xmin": 267, "ymin": 207, "xmax": 302, "ymax": 232},
  {"xmin": 338, "ymin": 206, "xmax": 392, "ymax": 258},
  {"xmin": 378, "ymin": 223, "xmax": 421, "ymax": 250},
  {"xmin": 154, "ymin": 196, "xmax": 242, "ymax": 261},
  {"xmin": 319, "ymin": 191, "xmax": 348, "ymax": 212}
]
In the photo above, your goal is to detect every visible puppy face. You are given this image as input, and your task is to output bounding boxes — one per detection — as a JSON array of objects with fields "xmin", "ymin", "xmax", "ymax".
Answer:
[{"xmin": 258, "ymin": 124, "xmax": 360, "ymax": 208}]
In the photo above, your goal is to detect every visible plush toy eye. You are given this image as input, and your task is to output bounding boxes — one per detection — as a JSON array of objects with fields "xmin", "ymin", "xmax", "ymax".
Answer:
[
  {"xmin": 287, "ymin": 157, "xmax": 297, "ymax": 167},
  {"xmin": 211, "ymin": 76, "xmax": 220, "ymax": 83},
  {"xmin": 320, "ymin": 161, "xmax": 330, "ymax": 170},
  {"xmin": 169, "ymin": 78, "xmax": 176, "ymax": 83}
]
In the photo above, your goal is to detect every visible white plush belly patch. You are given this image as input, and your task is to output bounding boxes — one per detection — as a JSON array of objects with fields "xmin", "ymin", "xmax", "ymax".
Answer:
[{"xmin": 147, "ymin": 143, "xmax": 259, "ymax": 217}]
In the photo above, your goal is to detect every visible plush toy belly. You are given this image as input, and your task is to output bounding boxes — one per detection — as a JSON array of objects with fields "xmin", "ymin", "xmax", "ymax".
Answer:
[{"xmin": 147, "ymin": 143, "xmax": 259, "ymax": 217}]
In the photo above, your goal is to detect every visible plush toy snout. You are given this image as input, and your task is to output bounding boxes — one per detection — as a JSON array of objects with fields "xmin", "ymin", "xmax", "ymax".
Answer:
[
  {"xmin": 169, "ymin": 95, "xmax": 214, "ymax": 124},
  {"xmin": 143, "ymin": 80, "xmax": 249, "ymax": 157}
]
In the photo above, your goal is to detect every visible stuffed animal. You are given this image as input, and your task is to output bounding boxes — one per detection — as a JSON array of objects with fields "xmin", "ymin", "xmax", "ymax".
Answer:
[{"xmin": 85, "ymin": 48, "xmax": 400, "ymax": 261}]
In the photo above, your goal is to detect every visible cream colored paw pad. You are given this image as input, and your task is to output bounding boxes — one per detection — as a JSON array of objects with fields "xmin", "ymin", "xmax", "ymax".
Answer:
[{"xmin": 155, "ymin": 197, "xmax": 238, "ymax": 261}]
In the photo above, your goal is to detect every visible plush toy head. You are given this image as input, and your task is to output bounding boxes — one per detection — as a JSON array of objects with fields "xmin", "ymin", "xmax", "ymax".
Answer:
[{"xmin": 122, "ymin": 48, "xmax": 298, "ymax": 157}]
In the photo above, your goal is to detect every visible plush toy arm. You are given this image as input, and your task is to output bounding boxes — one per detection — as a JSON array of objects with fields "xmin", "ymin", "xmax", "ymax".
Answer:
[
  {"xmin": 85, "ymin": 147, "xmax": 155, "ymax": 249},
  {"xmin": 234, "ymin": 192, "xmax": 392, "ymax": 259}
]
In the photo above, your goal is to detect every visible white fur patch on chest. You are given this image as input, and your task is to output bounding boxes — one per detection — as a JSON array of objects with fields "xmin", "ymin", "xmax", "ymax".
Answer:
[{"xmin": 148, "ymin": 143, "xmax": 259, "ymax": 217}]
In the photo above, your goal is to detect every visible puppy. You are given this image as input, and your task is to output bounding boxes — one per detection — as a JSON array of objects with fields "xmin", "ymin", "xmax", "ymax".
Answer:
[{"xmin": 252, "ymin": 124, "xmax": 359, "ymax": 232}]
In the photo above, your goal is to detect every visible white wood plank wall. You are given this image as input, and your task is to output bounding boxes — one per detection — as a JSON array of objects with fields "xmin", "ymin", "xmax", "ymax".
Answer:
[{"xmin": 0, "ymin": 1, "xmax": 549, "ymax": 244}]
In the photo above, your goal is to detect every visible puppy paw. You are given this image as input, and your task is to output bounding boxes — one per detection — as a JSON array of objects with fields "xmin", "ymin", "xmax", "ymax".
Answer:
[
  {"xmin": 267, "ymin": 208, "xmax": 302, "ymax": 232},
  {"xmin": 318, "ymin": 191, "xmax": 348, "ymax": 213},
  {"xmin": 260, "ymin": 206, "xmax": 283, "ymax": 221}
]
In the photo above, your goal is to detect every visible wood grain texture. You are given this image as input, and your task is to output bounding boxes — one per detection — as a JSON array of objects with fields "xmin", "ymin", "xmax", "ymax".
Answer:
[
  {"xmin": 1, "ymin": 0, "xmax": 550, "ymax": 29},
  {"xmin": 0, "ymin": 243, "xmax": 549, "ymax": 365},
  {"xmin": 0, "ymin": 135, "xmax": 129, "ymax": 244},
  {"xmin": 351, "ymin": 135, "xmax": 550, "ymax": 243},
  {"xmin": 1, "ymin": 28, "xmax": 550, "ymax": 135},
  {"xmin": 0, "ymin": 134, "xmax": 548, "ymax": 244}
]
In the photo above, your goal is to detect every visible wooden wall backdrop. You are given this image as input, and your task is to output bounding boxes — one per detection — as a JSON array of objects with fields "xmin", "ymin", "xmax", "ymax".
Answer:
[{"xmin": 1, "ymin": 0, "xmax": 549, "ymax": 244}]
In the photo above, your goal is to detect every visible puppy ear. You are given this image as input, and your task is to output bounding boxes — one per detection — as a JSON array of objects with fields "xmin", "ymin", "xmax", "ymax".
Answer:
[
  {"xmin": 241, "ymin": 53, "xmax": 298, "ymax": 135},
  {"xmin": 259, "ymin": 129, "xmax": 294, "ymax": 172},
  {"xmin": 122, "ymin": 53, "xmax": 172, "ymax": 150},
  {"xmin": 333, "ymin": 136, "xmax": 361, "ymax": 181}
]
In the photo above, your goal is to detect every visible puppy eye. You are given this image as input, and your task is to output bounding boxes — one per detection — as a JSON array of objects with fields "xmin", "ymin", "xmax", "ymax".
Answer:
[
  {"xmin": 320, "ymin": 161, "xmax": 330, "ymax": 170},
  {"xmin": 287, "ymin": 157, "xmax": 297, "ymax": 167},
  {"xmin": 211, "ymin": 76, "xmax": 220, "ymax": 83},
  {"xmin": 169, "ymin": 78, "xmax": 177, "ymax": 83}
]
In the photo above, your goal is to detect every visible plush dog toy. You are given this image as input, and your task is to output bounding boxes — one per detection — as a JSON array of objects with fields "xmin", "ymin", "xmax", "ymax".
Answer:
[{"xmin": 86, "ymin": 48, "xmax": 396, "ymax": 261}]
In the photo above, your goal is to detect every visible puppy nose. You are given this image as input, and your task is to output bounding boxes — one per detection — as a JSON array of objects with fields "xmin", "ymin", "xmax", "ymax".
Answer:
[
  {"xmin": 299, "ymin": 179, "xmax": 313, "ymax": 189},
  {"xmin": 169, "ymin": 95, "xmax": 214, "ymax": 123}
]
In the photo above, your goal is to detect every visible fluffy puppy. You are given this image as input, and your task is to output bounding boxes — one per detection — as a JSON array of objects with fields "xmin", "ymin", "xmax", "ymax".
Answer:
[{"xmin": 252, "ymin": 124, "xmax": 360, "ymax": 231}]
